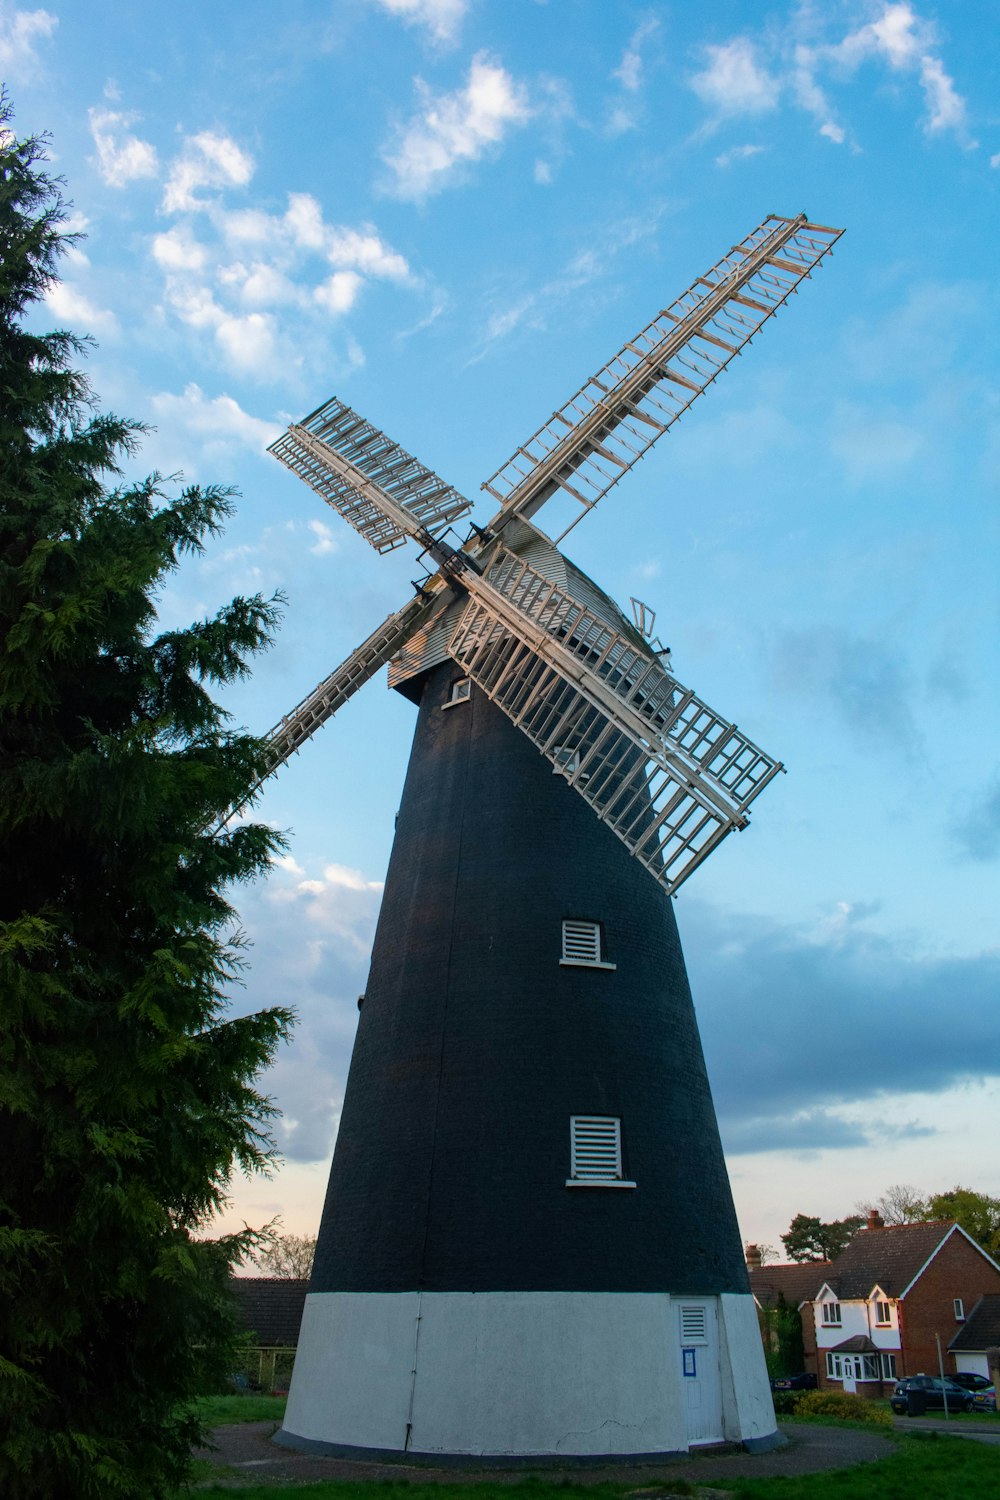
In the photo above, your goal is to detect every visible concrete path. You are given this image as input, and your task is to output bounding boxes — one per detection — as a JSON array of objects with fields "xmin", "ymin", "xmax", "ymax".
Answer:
[
  {"xmin": 199, "ymin": 1420, "xmax": 896, "ymax": 1487},
  {"xmin": 891, "ymin": 1415, "xmax": 1000, "ymax": 1446}
]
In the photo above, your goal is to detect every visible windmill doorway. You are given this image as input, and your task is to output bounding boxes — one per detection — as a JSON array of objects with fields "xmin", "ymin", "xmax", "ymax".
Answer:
[{"xmin": 677, "ymin": 1300, "xmax": 723, "ymax": 1445}]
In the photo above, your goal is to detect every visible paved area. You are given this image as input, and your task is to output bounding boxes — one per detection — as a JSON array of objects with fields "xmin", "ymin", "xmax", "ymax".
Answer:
[
  {"xmin": 891, "ymin": 1416, "xmax": 1000, "ymax": 1446},
  {"xmin": 198, "ymin": 1420, "xmax": 896, "ymax": 1487}
]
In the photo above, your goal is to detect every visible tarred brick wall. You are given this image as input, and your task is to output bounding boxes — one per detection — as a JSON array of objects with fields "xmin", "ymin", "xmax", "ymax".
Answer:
[{"xmin": 898, "ymin": 1231, "xmax": 1000, "ymax": 1379}]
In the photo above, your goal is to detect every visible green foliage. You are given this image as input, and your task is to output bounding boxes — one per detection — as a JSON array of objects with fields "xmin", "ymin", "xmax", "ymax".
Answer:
[
  {"xmin": 781, "ymin": 1213, "xmax": 864, "ymax": 1262},
  {"xmin": 252, "ymin": 1231, "xmax": 317, "ymax": 1279},
  {"xmin": 0, "ymin": 102, "xmax": 293, "ymax": 1498},
  {"xmin": 927, "ymin": 1186, "xmax": 1000, "ymax": 1257},
  {"xmin": 789, "ymin": 1390, "xmax": 893, "ymax": 1425}
]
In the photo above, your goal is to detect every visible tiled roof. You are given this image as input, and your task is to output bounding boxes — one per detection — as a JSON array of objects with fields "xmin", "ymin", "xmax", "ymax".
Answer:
[
  {"xmin": 822, "ymin": 1221, "xmax": 956, "ymax": 1299},
  {"xmin": 950, "ymin": 1293, "xmax": 1000, "ymax": 1352},
  {"xmin": 830, "ymin": 1334, "xmax": 878, "ymax": 1354},
  {"xmin": 231, "ymin": 1278, "xmax": 309, "ymax": 1347},
  {"xmin": 749, "ymin": 1262, "xmax": 829, "ymax": 1307}
]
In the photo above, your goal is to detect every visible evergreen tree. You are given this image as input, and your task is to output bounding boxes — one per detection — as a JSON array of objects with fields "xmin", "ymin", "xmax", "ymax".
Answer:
[
  {"xmin": 0, "ymin": 104, "xmax": 293, "ymax": 1498},
  {"xmin": 780, "ymin": 1213, "xmax": 864, "ymax": 1263}
]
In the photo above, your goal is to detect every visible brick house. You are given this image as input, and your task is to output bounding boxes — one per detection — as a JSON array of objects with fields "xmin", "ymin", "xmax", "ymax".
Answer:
[
  {"xmin": 813, "ymin": 1214, "xmax": 1000, "ymax": 1396},
  {"xmin": 231, "ymin": 1277, "xmax": 308, "ymax": 1392},
  {"xmin": 949, "ymin": 1293, "xmax": 1000, "ymax": 1381},
  {"xmin": 748, "ymin": 1215, "xmax": 1000, "ymax": 1397}
]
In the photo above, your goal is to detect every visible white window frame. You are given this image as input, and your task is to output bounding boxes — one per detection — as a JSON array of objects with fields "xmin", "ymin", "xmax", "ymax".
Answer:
[
  {"xmin": 560, "ymin": 919, "xmax": 616, "ymax": 971},
  {"xmin": 552, "ymin": 745, "xmax": 588, "ymax": 781},
  {"xmin": 826, "ymin": 1353, "xmax": 842, "ymax": 1380},
  {"xmin": 874, "ymin": 1300, "xmax": 891, "ymax": 1325},
  {"xmin": 954, "ymin": 1298, "xmax": 965, "ymax": 1321},
  {"xmin": 880, "ymin": 1352, "xmax": 897, "ymax": 1379},
  {"xmin": 821, "ymin": 1301, "xmax": 842, "ymax": 1326},
  {"xmin": 442, "ymin": 677, "xmax": 471, "ymax": 708},
  {"xmin": 566, "ymin": 1115, "xmax": 636, "ymax": 1188}
]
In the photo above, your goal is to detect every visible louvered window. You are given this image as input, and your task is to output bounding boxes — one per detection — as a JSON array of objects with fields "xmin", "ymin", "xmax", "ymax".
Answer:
[
  {"xmin": 679, "ymin": 1305, "xmax": 708, "ymax": 1344},
  {"xmin": 560, "ymin": 920, "xmax": 615, "ymax": 970},
  {"xmin": 566, "ymin": 1115, "xmax": 635, "ymax": 1187},
  {"xmin": 443, "ymin": 677, "xmax": 471, "ymax": 708}
]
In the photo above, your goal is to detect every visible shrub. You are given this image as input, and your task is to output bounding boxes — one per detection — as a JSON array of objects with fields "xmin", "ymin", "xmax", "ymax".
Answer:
[{"xmin": 793, "ymin": 1390, "xmax": 893, "ymax": 1425}]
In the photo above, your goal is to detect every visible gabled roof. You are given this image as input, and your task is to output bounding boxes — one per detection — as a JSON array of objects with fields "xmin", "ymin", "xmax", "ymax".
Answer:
[
  {"xmin": 231, "ymin": 1277, "xmax": 309, "ymax": 1347},
  {"xmin": 949, "ymin": 1293, "xmax": 1000, "ymax": 1352},
  {"xmin": 822, "ymin": 1221, "xmax": 958, "ymax": 1299},
  {"xmin": 749, "ymin": 1261, "xmax": 829, "ymax": 1308}
]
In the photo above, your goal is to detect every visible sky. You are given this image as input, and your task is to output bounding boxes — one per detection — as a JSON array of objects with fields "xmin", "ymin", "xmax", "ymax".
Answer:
[{"xmin": 6, "ymin": 0, "xmax": 999, "ymax": 1258}]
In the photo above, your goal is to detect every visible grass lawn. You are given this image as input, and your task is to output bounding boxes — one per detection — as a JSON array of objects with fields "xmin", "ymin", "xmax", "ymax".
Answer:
[
  {"xmin": 191, "ymin": 1393, "xmax": 287, "ymax": 1425},
  {"xmin": 193, "ymin": 1431, "xmax": 999, "ymax": 1499}
]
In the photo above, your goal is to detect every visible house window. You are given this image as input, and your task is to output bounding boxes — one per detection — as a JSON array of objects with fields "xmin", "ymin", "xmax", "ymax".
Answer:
[
  {"xmin": 566, "ymin": 1115, "xmax": 635, "ymax": 1188},
  {"xmin": 881, "ymin": 1353, "xmax": 897, "ymax": 1379},
  {"xmin": 862, "ymin": 1355, "xmax": 880, "ymax": 1380},
  {"xmin": 826, "ymin": 1353, "xmax": 842, "ymax": 1380},
  {"xmin": 875, "ymin": 1300, "xmax": 891, "ymax": 1325},
  {"xmin": 443, "ymin": 677, "xmax": 471, "ymax": 708},
  {"xmin": 821, "ymin": 1302, "xmax": 842, "ymax": 1326},
  {"xmin": 954, "ymin": 1298, "xmax": 965, "ymax": 1321},
  {"xmin": 560, "ymin": 919, "xmax": 616, "ymax": 970}
]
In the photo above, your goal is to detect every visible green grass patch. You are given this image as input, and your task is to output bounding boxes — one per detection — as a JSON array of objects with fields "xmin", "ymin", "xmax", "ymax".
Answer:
[
  {"xmin": 190, "ymin": 1432, "xmax": 1000, "ymax": 1499},
  {"xmin": 190, "ymin": 1392, "xmax": 287, "ymax": 1425}
]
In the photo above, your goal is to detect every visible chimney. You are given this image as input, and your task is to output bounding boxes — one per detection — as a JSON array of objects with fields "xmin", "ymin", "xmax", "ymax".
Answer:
[
  {"xmin": 745, "ymin": 1243, "xmax": 762, "ymax": 1271},
  {"xmin": 867, "ymin": 1209, "xmax": 885, "ymax": 1230}
]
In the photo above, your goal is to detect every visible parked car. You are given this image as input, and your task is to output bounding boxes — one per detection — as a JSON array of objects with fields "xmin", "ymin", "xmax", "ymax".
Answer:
[
  {"xmin": 890, "ymin": 1375, "xmax": 974, "ymax": 1415},
  {"xmin": 770, "ymin": 1372, "xmax": 818, "ymax": 1391},
  {"xmin": 949, "ymin": 1372, "xmax": 993, "ymax": 1392},
  {"xmin": 972, "ymin": 1385, "xmax": 996, "ymax": 1412}
]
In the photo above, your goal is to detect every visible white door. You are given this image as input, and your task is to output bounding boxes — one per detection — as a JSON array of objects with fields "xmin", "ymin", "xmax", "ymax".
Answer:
[
  {"xmin": 677, "ymin": 1300, "xmax": 723, "ymax": 1445},
  {"xmin": 842, "ymin": 1355, "xmax": 858, "ymax": 1393}
]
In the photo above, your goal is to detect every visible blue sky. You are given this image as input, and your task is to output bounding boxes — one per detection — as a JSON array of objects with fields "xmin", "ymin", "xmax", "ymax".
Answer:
[{"xmin": 8, "ymin": 0, "xmax": 999, "ymax": 1253}]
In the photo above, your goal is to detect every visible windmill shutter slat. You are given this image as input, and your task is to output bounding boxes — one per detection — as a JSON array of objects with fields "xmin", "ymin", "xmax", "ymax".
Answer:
[
  {"xmin": 570, "ymin": 1116, "xmax": 622, "ymax": 1180},
  {"xmin": 562, "ymin": 920, "xmax": 601, "ymax": 964}
]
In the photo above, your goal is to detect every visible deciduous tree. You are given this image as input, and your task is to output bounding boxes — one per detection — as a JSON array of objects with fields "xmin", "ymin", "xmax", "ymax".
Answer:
[
  {"xmin": 0, "ymin": 104, "xmax": 293, "ymax": 1499},
  {"xmin": 253, "ymin": 1233, "xmax": 317, "ymax": 1279},
  {"xmin": 780, "ymin": 1213, "xmax": 864, "ymax": 1263}
]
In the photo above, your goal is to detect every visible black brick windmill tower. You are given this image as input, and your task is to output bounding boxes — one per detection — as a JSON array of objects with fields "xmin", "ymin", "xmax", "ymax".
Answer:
[{"xmin": 239, "ymin": 213, "xmax": 842, "ymax": 1460}]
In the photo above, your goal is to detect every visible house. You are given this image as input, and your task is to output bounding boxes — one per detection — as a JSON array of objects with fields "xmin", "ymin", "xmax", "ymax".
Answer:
[
  {"xmin": 812, "ymin": 1212, "xmax": 1000, "ymax": 1396},
  {"xmin": 230, "ymin": 1277, "xmax": 308, "ymax": 1391},
  {"xmin": 949, "ymin": 1293, "xmax": 1000, "ymax": 1382}
]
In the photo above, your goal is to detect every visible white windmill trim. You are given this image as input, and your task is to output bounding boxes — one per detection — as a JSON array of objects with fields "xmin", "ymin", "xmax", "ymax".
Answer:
[{"xmin": 281, "ymin": 1290, "xmax": 779, "ymax": 1458}]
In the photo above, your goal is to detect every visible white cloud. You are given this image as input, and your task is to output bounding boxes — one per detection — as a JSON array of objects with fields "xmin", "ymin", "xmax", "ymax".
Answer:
[
  {"xmin": 383, "ymin": 51, "xmax": 530, "ymax": 200},
  {"xmin": 690, "ymin": 37, "xmax": 780, "ymax": 118},
  {"xmin": 0, "ymin": 4, "xmax": 56, "ymax": 79},
  {"xmin": 314, "ymin": 270, "xmax": 363, "ymax": 315},
  {"xmin": 149, "ymin": 382, "xmax": 282, "ymax": 453},
  {"xmin": 307, "ymin": 519, "xmax": 337, "ymax": 556},
  {"xmin": 44, "ymin": 280, "xmax": 119, "ymax": 336},
  {"xmin": 613, "ymin": 16, "xmax": 659, "ymax": 92},
  {"xmin": 534, "ymin": 158, "xmax": 552, "ymax": 185},
  {"xmin": 715, "ymin": 143, "xmax": 765, "ymax": 168},
  {"xmin": 992, "ymin": 153, "xmax": 1000, "ymax": 170},
  {"xmin": 162, "ymin": 131, "xmax": 255, "ymax": 213},
  {"xmin": 152, "ymin": 224, "xmax": 208, "ymax": 272},
  {"xmin": 215, "ymin": 311, "xmax": 276, "ymax": 371},
  {"xmin": 369, "ymin": 0, "xmax": 466, "ymax": 46},
  {"xmin": 824, "ymin": 2, "xmax": 975, "ymax": 145},
  {"xmin": 88, "ymin": 106, "xmax": 158, "ymax": 188}
]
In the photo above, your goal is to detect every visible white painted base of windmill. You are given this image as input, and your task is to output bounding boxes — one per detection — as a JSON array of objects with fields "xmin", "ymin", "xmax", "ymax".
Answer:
[{"xmin": 278, "ymin": 1291, "xmax": 780, "ymax": 1459}]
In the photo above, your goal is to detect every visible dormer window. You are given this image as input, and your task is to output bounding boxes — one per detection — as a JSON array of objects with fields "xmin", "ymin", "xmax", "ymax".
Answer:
[
  {"xmin": 875, "ymin": 1300, "xmax": 891, "ymax": 1325},
  {"xmin": 443, "ymin": 677, "xmax": 471, "ymax": 708},
  {"xmin": 821, "ymin": 1301, "xmax": 842, "ymax": 1326},
  {"xmin": 552, "ymin": 745, "xmax": 587, "ymax": 781}
]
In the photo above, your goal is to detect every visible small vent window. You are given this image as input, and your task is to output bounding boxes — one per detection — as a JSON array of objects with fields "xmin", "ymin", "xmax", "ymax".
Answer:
[
  {"xmin": 954, "ymin": 1298, "xmax": 965, "ymax": 1321},
  {"xmin": 560, "ymin": 920, "xmax": 616, "ymax": 970},
  {"xmin": 679, "ymin": 1306, "xmax": 708, "ymax": 1344},
  {"xmin": 443, "ymin": 677, "xmax": 471, "ymax": 708},
  {"xmin": 566, "ymin": 1115, "xmax": 635, "ymax": 1188}
]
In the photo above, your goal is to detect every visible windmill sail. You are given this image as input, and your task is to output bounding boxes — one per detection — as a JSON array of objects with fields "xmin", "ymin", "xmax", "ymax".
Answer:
[
  {"xmin": 221, "ymin": 591, "xmax": 445, "ymax": 824},
  {"xmin": 269, "ymin": 396, "xmax": 473, "ymax": 554},
  {"xmin": 450, "ymin": 548, "xmax": 781, "ymax": 894},
  {"xmin": 483, "ymin": 213, "xmax": 842, "ymax": 540}
]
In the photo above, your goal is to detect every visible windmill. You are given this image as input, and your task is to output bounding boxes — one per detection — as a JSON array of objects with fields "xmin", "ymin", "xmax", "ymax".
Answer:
[{"xmin": 246, "ymin": 213, "xmax": 842, "ymax": 1460}]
